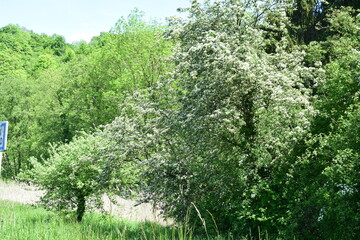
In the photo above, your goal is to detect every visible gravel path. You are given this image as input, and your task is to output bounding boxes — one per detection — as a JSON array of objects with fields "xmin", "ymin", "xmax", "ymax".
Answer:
[{"xmin": 0, "ymin": 181, "xmax": 171, "ymax": 225}]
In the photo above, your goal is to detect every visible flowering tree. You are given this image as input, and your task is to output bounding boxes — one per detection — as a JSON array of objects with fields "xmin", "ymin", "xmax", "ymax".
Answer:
[
  {"xmin": 23, "ymin": 133, "xmax": 105, "ymax": 222},
  {"xmin": 142, "ymin": 0, "xmax": 320, "ymax": 234}
]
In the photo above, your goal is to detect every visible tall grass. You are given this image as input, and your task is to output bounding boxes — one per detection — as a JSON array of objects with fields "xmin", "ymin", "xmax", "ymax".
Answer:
[{"xmin": 0, "ymin": 200, "xmax": 247, "ymax": 240}]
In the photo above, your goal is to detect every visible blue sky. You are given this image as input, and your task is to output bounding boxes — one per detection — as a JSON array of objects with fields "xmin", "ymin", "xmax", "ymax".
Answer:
[{"xmin": 0, "ymin": 0, "xmax": 191, "ymax": 43}]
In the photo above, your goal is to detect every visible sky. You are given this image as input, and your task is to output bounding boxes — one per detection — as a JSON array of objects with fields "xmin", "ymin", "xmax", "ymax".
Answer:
[{"xmin": 0, "ymin": 0, "xmax": 191, "ymax": 43}]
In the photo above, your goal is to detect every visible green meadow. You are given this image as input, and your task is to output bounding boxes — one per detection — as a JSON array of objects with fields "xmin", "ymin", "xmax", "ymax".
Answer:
[
  {"xmin": 0, "ymin": 200, "xmax": 174, "ymax": 240},
  {"xmin": 0, "ymin": 200, "xmax": 250, "ymax": 240}
]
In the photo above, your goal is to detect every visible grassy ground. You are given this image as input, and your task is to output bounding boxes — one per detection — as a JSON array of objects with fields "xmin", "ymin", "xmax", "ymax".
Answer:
[
  {"xmin": 0, "ymin": 181, "xmax": 260, "ymax": 239},
  {"xmin": 0, "ymin": 200, "xmax": 177, "ymax": 240},
  {"xmin": 0, "ymin": 200, "xmax": 247, "ymax": 240}
]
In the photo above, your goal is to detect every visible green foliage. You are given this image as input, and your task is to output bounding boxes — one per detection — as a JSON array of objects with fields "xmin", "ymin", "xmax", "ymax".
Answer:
[
  {"xmin": 50, "ymin": 34, "xmax": 67, "ymax": 56},
  {"xmin": 285, "ymin": 0, "xmax": 360, "ymax": 43},
  {"xmin": 274, "ymin": 6, "xmax": 360, "ymax": 239},
  {"xmin": 0, "ymin": 24, "xmax": 72, "ymax": 177},
  {"xmin": 0, "ymin": 76, "xmax": 36, "ymax": 176},
  {"xmin": 284, "ymin": 104, "xmax": 360, "ymax": 239},
  {"xmin": 50, "ymin": 11, "xmax": 172, "ymax": 135},
  {"xmin": 0, "ymin": 12, "xmax": 172, "ymax": 177},
  {"xmin": 31, "ymin": 53, "xmax": 58, "ymax": 75},
  {"xmin": 319, "ymin": 107, "xmax": 360, "ymax": 239},
  {"xmin": 311, "ymin": 7, "xmax": 360, "ymax": 133},
  {"xmin": 0, "ymin": 24, "xmax": 32, "ymax": 54}
]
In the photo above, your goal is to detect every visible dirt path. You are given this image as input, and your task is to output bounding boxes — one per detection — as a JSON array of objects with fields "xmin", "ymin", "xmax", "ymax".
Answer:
[
  {"xmin": 0, "ymin": 181, "xmax": 171, "ymax": 225},
  {"xmin": 0, "ymin": 181, "xmax": 43, "ymax": 204}
]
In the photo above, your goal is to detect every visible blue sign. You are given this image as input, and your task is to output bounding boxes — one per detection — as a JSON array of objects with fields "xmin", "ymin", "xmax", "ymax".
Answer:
[{"xmin": 0, "ymin": 121, "xmax": 8, "ymax": 151}]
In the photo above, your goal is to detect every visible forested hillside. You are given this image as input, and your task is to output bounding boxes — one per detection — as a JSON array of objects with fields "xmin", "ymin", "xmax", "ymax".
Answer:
[
  {"xmin": 1, "ymin": 1, "xmax": 359, "ymax": 239},
  {"xmin": 0, "ymin": 11, "xmax": 172, "ymax": 176}
]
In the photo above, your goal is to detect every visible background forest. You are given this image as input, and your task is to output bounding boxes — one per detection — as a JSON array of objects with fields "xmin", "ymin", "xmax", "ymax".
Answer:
[{"xmin": 0, "ymin": 0, "xmax": 359, "ymax": 239}]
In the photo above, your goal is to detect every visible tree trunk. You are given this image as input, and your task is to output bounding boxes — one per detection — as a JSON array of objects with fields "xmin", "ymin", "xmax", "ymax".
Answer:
[
  {"xmin": 242, "ymin": 90, "xmax": 256, "ymax": 147},
  {"xmin": 76, "ymin": 194, "xmax": 86, "ymax": 222}
]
